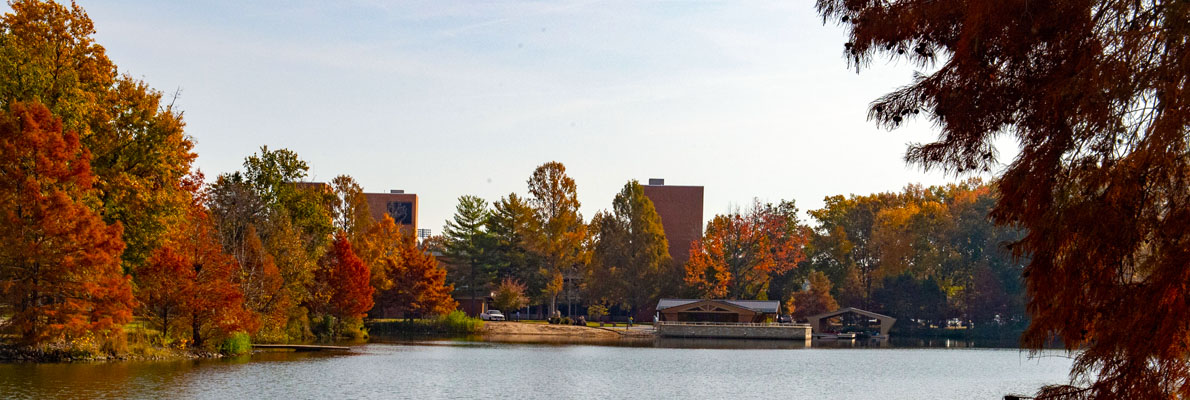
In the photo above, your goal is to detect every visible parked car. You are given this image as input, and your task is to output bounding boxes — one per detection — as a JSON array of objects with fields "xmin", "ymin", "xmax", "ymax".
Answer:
[{"xmin": 481, "ymin": 310, "xmax": 505, "ymax": 321}]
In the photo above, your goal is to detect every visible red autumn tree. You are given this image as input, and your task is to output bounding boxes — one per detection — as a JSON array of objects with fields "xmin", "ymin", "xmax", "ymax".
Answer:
[
  {"xmin": 138, "ymin": 173, "xmax": 254, "ymax": 348},
  {"xmin": 376, "ymin": 234, "xmax": 457, "ymax": 319},
  {"xmin": 323, "ymin": 232, "xmax": 374, "ymax": 321},
  {"xmin": 0, "ymin": 102, "xmax": 133, "ymax": 346}
]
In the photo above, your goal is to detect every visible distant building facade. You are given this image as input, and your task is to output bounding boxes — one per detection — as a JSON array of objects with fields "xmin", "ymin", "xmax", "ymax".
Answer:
[
  {"xmin": 294, "ymin": 184, "xmax": 419, "ymax": 234},
  {"xmin": 642, "ymin": 178, "xmax": 703, "ymax": 267},
  {"xmin": 364, "ymin": 189, "xmax": 418, "ymax": 233}
]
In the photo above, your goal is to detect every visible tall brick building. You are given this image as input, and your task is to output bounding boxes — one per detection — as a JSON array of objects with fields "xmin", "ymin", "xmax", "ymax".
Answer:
[
  {"xmin": 641, "ymin": 178, "xmax": 703, "ymax": 267},
  {"xmin": 364, "ymin": 190, "xmax": 418, "ymax": 234}
]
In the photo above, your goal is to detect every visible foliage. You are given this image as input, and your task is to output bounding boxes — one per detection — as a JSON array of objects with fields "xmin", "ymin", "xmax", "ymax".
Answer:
[
  {"xmin": 684, "ymin": 200, "xmax": 808, "ymax": 300},
  {"xmin": 785, "ymin": 270, "xmax": 838, "ymax": 321},
  {"xmin": 366, "ymin": 311, "xmax": 483, "ymax": 336},
  {"xmin": 137, "ymin": 177, "xmax": 254, "ymax": 349},
  {"xmin": 375, "ymin": 233, "xmax": 457, "ymax": 319},
  {"xmin": 493, "ymin": 278, "xmax": 530, "ymax": 313},
  {"xmin": 806, "ymin": 181, "xmax": 1025, "ymax": 326},
  {"xmin": 207, "ymin": 147, "xmax": 334, "ymax": 342},
  {"xmin": 871, "ymin": 274, "xmax": 947, "ymax": 328},
  {"xmin": 817, "ymin": 1, "xmax": 1190, "ymax": 395},
  {"xmin": 236, "ymin": 225, "xmax": 288, "ymax": 342},
  {"xmin": 587, "ymin": 304, "xmax": 609, "ymax": 321},
  {"xmin": 328, "ymin": 175, "xmax": 371, "ymax": 244},
  {"xmin": 587, "ymin": 180, "xmax": 674, "ymax": 315},
  {"xmin": 441, "ymin": 195, "xmax": 495, "ymax": 303},
  {"xmin": 315, "ymin": 233, "xmax": 374, "ymax": 334},
  {"xmin": 486, "ymin": 193, "xmax": 543, "ymax": 300},
  {"xmin": 356, "ymin": 214, "xmax": 404, "ymax": 293},
  {"xmin": 218, "ymin": 331, "xmax": 251, "ymax": 356},
  {"xmin": 0, "ymin": 102, "xmax": 133, "ymax": 347},
  {"xmin": 525, "ymin": 162, "xmax": 587, "ymax": 315},
  {"xmin": 0, "ymin": 0, "xmax": 197, "ymax": 272}
]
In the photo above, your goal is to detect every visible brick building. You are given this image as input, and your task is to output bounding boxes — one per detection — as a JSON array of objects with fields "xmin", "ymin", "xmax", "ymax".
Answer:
[
  {"xmin": 364, "ymin": 190, "xmax": 418, "ymax": 233},
  {"xmin": 641, "ymin": 178, "xmax": 703, "ymax": 267}
]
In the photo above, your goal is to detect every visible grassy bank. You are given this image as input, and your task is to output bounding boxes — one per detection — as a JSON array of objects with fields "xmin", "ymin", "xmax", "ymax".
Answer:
[
  {"xmin": 365, "ymin": 311, "xmax": 484, "ymax": 337},
  {"xmin": 0, "ymin": 321, "xmax": 253, "ymax": 363}
]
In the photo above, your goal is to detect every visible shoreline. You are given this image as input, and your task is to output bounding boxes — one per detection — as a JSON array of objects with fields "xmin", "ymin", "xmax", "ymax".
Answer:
[{"xmin": 0, "ymin": 344, "xmax": 224, "ymax": 363}]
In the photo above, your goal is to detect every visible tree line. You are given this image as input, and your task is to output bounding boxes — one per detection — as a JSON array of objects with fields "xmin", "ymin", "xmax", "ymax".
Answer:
[
  {"xmin": 0, "ymin": 1, "xmax": 455, "ymax": 354},
  {"xmin": 440, "ymin": 161, "xmax": 1026, "ymax": 332}
]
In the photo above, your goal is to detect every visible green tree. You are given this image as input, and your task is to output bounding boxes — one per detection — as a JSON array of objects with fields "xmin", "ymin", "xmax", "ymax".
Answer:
[
  {"xmin": 487, "ymin": 193, "xmax": 542, "ymax": 305},
  {"xmin": 588, "ymin": 180, "xmax": 673, "ymax": 317},
  {"xmin": 442, "ymin": 195, "xmax": 495, "ymax": 306},
  {"xmin": 208, "ymin": 147, "xmax": 333, "ymax": 341}
]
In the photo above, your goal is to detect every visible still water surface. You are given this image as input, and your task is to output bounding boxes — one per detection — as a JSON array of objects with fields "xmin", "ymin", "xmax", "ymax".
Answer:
[{"xmin": 1, "ymin": 338, "xmax": 1074, "ymax": 399}]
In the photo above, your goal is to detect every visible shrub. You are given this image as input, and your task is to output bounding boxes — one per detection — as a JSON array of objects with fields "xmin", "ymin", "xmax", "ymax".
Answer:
[
  {"xmin": 437, "ymin": 311, "xmax": 484, "ymax": 335},
  {"xmin": 219, "ymin": 332, "xmax": 251, "ymax": 356},
  {"xmin": 587, "ymin": 305, "xmax": 608, "ymax": 322},
  {"xmin": 365, "ymin": 311, "xmax": 484, "ymax": 336}
]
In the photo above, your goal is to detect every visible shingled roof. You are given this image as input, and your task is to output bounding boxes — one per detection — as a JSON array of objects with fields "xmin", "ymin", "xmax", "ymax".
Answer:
[{"xmin": 656, "ymin": 298, "xmax": 780, "ymax": 313}]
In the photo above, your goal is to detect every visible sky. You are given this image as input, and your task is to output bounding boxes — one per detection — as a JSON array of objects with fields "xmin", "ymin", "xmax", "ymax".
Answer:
[{"xmin": 62, "ymin": 0, "xmax": 1011, "ymax": 235}]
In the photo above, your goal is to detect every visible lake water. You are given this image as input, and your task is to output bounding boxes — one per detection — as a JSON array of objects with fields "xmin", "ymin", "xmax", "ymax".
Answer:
[{"xmin": 0, "ymin": 338, "xmax": 1075, "ymax": 399}]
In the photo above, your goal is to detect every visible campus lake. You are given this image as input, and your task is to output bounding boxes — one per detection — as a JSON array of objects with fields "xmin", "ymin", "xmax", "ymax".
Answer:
[{"xmin": 1, "ymin": 338, "xmax": 1075, "ymax": 399}]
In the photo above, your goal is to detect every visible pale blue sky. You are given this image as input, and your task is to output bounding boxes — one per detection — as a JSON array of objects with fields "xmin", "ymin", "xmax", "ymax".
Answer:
[{"xmin": 66, "ymin": 1, "xmax": 1008, "ymax": 234}]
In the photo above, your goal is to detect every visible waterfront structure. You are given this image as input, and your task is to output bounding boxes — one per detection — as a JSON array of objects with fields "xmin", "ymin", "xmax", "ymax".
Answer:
[
  {"xmin": 806, "ymin": 307, "xmax": 897, "ymax": 338},
  {"xmin": 655, "ymin": 299, "xmax": 779, "ymax": 323},
  {"xmin": 654, "ymin": 299, "xmax": 810, "ymax": 340},
  {"xmin": 641, "ymin": 178, "xmax": 703, "ymax": 267},
  {"xmin": 364, "ymin": 189, "xmax": 418, "ymax": 233}
]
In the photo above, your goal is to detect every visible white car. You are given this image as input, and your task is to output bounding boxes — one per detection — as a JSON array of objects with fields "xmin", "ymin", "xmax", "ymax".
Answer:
[{"xmin": 480, "ymin": 310, "xmax": 505, "ymax": 321}]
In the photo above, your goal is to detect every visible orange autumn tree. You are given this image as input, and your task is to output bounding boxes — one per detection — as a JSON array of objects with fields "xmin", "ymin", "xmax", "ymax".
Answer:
[
  {"xmin": 684, "ymin": 201, "xmax": 808, "ymax": 300},
  {"xmin": 785, "ymin": 270, "xmax": 839, "ymax": 321},
  {"xmin": 376, "ymin": 234, "xmax": 456, "ymax": 319},
  {"xmin": 0, "ymin": 102, "xmax": 133, "ymax": 347},
  {"xmin": 137, "ymin": 173, "xmax": 254, "ymax": 349},
  {"xmin": 237, "ymin": 225, "xmax": 288, "ymax": 342},
  {"xmin": 314, "ymin": 232, "xmax": 373, "ymax": 336}
]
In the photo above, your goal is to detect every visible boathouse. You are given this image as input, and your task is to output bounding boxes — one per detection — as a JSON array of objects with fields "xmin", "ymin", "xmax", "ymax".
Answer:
[
  {"xmin": 806, "ymin": 307, "xmax": 897, "ymax": 337},
  {"xmin": 656, "ymin": 299, "xmax": 780, "ymax": 323}
]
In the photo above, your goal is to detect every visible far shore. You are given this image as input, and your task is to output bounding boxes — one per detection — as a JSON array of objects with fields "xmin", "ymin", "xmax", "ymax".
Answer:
[{"xmin": 479, "ymin": 321, "xmax": 654, "ymax": 341}]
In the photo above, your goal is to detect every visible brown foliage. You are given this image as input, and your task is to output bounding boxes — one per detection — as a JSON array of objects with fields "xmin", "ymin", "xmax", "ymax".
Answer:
[
  {"xmin": 493, "ymin": 278, "xmax": 529, "ymax": 313},
  {"xmin": 237, "ymin": 225, "xmax": 287, "ymax": 339},
  {"xmin": 818, "ymin": 0, "xmax": 1190, "ymax": 396},
  {"xmin": 786, "ymin": 270, "xmax": 839, "ymax": 321},
  {"xmin": 0, "ymin": 102, "xmax": 133, "ymax": 346}
]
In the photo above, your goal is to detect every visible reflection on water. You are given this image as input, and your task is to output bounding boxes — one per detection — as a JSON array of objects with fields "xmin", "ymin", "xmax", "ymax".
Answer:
[{"xmin": 1, "ymin": 337, "xmax": 1074, "ymax": 400}]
